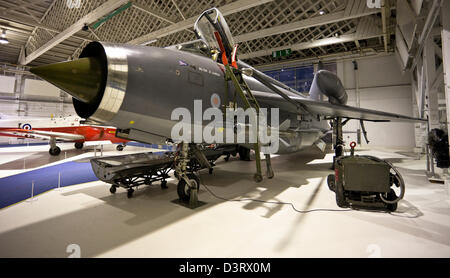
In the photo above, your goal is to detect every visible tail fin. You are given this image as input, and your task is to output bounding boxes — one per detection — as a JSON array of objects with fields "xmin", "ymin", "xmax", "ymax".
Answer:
[
  {"xmin": 308, "ymin": 61, "xmax": 325, "ymax": 101},
  {"xmin": 309, "ymin": 67, "xmax": 348, "ymax": 105}
]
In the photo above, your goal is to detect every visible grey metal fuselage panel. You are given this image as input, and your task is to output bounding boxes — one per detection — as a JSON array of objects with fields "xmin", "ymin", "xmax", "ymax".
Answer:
[{"xmin": 105, "ymin": 45, "xmax": 423, "ymax": 153}]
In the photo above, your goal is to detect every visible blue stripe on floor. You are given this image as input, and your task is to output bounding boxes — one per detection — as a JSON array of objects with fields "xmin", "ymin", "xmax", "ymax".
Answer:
[{"xmin": 0, "ymin": 161, "xmax": 98, "ymax": 209}]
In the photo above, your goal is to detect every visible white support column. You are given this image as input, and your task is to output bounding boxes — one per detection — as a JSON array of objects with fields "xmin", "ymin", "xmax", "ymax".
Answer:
[
  {"xmin": 424, "ymin": 36, "xmax": 440, "ymax": 129},
  {"xmin": 439, "ymin": 0, "xmax": 450, "ymax": 186},
  {"xmin": 14, "ymin": 67, "xmax": 24, "ymax": 118},
  {"xmin": 442, "ymin": 1, "xmax": 450, "ymax": 135},
  {"xmin": 411, "ymin": 69, "xmax": 426, "ymax": 151}
]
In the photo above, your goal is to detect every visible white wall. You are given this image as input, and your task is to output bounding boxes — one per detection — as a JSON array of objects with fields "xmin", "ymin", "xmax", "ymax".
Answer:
[
  {"xmin": 24, "ymin": 79, "xmax": 61, "ymax": 97},
  {"xmin": 0, "ymin": 76, "xmax": 15, "ymax": 94},
  {"xmin": 0, "ymin": 71, "xmax": 76, "ymax": 145},
  {"xmin": 338, "ymin": 54, "xmax": 415, "ymax": 149}
]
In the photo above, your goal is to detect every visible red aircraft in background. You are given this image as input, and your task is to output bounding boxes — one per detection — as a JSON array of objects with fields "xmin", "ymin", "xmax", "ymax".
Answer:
[{"xmin": 0, "ymin": 116, "xmax": 128, "ymax": 155}]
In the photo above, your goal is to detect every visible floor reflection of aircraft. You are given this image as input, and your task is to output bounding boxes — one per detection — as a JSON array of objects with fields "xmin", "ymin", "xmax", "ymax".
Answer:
[{"xmin": 0, "ymin": 116, "xmax": 128, "ymax": 155}]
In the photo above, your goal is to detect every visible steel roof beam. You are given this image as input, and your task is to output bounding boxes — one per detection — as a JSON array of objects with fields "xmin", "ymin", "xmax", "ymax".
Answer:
[
  {"xmin": 128, "ymin": 0, "xmax": 275, "ymax": 45},
  {"xmin": 240, "ymin": 32, "xmax": 384, "ymax": 60},
  {"xmin": 0, "ymin": 13, "xmax": 91, "ymax": 42},
  {"xmin": 235, "ymin": 5, "xmax": 380, "ymax": 43},
  {"xmin": 21, "ymin": 0, "xmax": 129, "ymax": 65}
]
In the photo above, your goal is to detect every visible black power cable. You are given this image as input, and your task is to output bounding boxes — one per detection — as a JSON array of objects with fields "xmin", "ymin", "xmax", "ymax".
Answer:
[{"xmin": 197, "ymin": 173, "xmax": 353, "ymax": 214}]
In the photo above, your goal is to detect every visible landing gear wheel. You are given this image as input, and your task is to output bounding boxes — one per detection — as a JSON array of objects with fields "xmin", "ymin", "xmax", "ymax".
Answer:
[
  {"xmin": 386, "ymin": 189, "xmax": 398, "ymax": 212},
  {"xmin": 177, "ymin": 174, "xmax": 200, "ymax": 202},
  {"xmin": 116, "ymin": 145, "xmax": 124, "ymax": 151},
  {"xmin": 109, "ymin": 186, "xmax": 117, "ymax": 194},
  {"xmin": 127, "ymin": 188, "xmax": 134, "ymax": 198},
  {"xmin": 238, "ymin": 147, "xmax": 251, "ymax": 161},
  {"xmin": 253, "ymin": 173, "xmax": 263, "ymax": 183},
  {"xmin": 161, "ymin": 180, "xmax": 168, "ymax": 189},
  {"xmin": 224, "ymin": 154, "xmax": 230, "ymax": 162},
  {"xmin": 74, "ymin": 142, "xmax": 84, "ymax": 149},
  {"xmin": 335, "ymin": 180, "xmax": 348, "ymax": 208},
  {"xmin": 327, "ymin": 174, "xmax": 336, "ymax": 192},
  {"xmin": 49, "ymin": 146, "xmax": 61, "ymax": 156}
]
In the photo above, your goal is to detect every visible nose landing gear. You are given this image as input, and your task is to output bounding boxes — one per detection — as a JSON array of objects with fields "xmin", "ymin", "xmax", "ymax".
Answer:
[
  {"xmin": 49, "ymin": 146, "xmax": 61, "ymax": 156},
  {"xmin": 49, "ymin": 138, "xmax": 61, "ymax": 156}
]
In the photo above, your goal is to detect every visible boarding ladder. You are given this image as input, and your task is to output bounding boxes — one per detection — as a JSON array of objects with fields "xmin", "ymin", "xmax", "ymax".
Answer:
[{"xmin": 222, "ymin": 47, "xmax": 265, "ymax": 182}]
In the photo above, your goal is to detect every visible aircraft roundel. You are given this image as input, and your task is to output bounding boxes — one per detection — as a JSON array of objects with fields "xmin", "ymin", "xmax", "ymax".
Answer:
[
  {"xmin": 22, "ymin": 123, "xmax": 32, "ymax": 130},
  {"xmin": 211, "ymin": 93, "xmax": 221, "ymax": 108}
]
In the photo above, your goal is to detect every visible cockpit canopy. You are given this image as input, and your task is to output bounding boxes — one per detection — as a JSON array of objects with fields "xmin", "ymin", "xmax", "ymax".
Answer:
[{"xmin": 194, "ymin": 7, "xmax": 235, "ymax": 58}]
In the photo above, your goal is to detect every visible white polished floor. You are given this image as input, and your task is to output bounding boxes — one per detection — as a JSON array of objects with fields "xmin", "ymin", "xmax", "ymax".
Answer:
[{"xmin": 0, "ymin": 145, "xmax": 449, "ymax": 258}]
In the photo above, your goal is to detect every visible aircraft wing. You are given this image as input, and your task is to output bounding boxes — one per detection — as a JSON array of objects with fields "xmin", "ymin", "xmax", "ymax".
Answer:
[
  {"xmin": 0, "ymin": 128, "xmax": 85, "ymax": 141},
  {"xmin": 251, "ymin": 90, "xmax": 426, "ymax": 123}
]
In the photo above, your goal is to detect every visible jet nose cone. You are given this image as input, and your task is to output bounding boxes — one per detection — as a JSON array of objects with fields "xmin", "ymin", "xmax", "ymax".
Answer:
[{"xmin": 30, "ymin": 57, "xmax": 106, "ymax": 104}]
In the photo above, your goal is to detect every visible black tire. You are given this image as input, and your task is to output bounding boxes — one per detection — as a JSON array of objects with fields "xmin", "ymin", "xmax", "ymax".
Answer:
[
  {"xmin": 49, "ymin": 147, "xmax": 61, "ymax": 156},
  {"xmin": 327, "ymin": 174, "xmax": 336, "ymax": 192},
  {"xmin": 335, "ymin": 180, "xmax": 348, "ymax": 208},
  {"xmin": 224, "ymin": 154, "xmax": 230, "ymax": 162},
  {"xmin": 127, "ymin": 189, "xmax": 134, "ymax": 198},
  {"xmin": 116, "ymin": 145, "xmax": 124, "ymax": 151},
  {"xmin": 386, "ymin": 189, "xmax": 398, "ymax": 212},
  {"xmin": 335, "ymin": 144, "xmax": 344, "ymax": 157},
  {"xmin": 177, "ymin": 174, "xmax": 200, "ymax": 202},
  {"xmin": 74, "ymin": 142, "xmax": 84, "ymax": 149},
  {"xmin": 238, "ymin": 146, "xmax": 251, "ymax": 161},
  {"xmin": 109, "ymin": 186, "xmax": 117, "ymax": 194}
]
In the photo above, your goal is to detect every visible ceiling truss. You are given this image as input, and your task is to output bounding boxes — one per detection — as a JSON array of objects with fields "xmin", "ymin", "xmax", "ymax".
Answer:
[{"xmin": 0, "ymin": 0, "xmax": 395, "ymax": 68}]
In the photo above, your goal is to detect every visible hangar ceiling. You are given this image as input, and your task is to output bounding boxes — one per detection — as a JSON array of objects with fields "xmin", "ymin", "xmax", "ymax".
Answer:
[{"xmin": 0, "ymin": 0, "xmax": 393, "ymax": 68}]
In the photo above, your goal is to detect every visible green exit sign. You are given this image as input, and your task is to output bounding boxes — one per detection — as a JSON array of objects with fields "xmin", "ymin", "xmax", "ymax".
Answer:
[{"xmin": 272, "ymin": 49, "xmax": 292, "ymax": 58}]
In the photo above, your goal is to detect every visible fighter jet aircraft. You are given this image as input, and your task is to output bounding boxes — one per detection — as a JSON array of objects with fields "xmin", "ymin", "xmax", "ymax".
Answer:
[{"xmin": 29, "ymin": 8, "xmax": 425, "ymax": 203}]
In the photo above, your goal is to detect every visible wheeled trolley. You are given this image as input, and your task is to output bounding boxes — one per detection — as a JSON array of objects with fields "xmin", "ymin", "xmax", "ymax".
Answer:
[{"xmin": 90, "ymin": 152, "xmax": 174, "ymax": 198}]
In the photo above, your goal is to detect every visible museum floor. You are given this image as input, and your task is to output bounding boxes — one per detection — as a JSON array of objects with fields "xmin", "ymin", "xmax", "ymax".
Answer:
[{"xmin": 0, "ymin": 144, "xmax": 449, "ymax": 258}]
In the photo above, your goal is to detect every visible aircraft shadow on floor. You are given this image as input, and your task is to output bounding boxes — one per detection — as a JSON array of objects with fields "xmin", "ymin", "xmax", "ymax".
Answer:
[
  {"xmin": 0, "ymin": 147, "xmax": 435, "ymax": 258},
  {"xmin": 0, "ymin": 149, "xmax": 331, "ymax": 257}
]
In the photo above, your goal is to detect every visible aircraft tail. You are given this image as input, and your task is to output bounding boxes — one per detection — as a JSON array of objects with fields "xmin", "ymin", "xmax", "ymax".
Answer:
[{"xmin": 308, "ymin": 64, "xmax": 348, "ymax": 105}]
